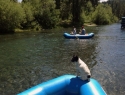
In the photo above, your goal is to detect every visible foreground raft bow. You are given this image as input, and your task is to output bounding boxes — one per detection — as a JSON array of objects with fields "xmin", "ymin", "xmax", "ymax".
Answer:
[{"xmin": 17, "ymin": 75, "xmax": 107, "ymax": 95}]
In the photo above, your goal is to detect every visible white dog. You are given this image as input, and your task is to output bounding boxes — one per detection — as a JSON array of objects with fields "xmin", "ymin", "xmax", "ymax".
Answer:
[{"xmin": 71, "ymin": 55, "xmax": 91, "ymax": 81}]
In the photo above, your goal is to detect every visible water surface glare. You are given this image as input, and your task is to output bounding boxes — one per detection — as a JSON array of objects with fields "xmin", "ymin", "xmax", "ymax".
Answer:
[{"xmin": 0, "ymin": 23, "xmax": 125, "ymax": 95}]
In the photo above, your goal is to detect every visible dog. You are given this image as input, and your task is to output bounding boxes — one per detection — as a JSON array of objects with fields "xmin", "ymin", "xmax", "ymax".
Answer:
[{"xmin": 71, "ymin": 55, "xmax": 91, "ymax": 81}]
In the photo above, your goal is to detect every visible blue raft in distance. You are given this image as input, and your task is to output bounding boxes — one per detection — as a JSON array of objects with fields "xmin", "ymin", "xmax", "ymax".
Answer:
[
  {"xmin": 17, "ymin": 75, "xmax": 107, "ymax": 95},
  {"xmin": 63, "ymin": 33, "xmax": 94, "ymax": 39}
]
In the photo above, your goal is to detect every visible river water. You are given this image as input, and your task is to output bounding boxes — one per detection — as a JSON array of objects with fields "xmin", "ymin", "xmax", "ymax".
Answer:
[{"xmin": 0, "ymin": 23, "xmax": 125, "ymax": 95}]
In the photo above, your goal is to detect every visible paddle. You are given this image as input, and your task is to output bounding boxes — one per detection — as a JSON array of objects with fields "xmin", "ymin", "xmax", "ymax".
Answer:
[
  {"xmin": 74, "ymin": 34, "xmax": 79, "ymax": 40},
  {"xmin": 70, "ymin": 31, "xmax": 79, "ymax": 39}
]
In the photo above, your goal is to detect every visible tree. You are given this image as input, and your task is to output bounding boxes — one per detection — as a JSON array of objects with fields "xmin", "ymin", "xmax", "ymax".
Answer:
[
  {"xmin": 60, "ymin": 0, "xmax": 72, "ymax": 20},
  {"xmin": 92, "ymin": 4, "xmax": 118, "ymax": 25},
  {"xmin": 58, "ymin": 0, "xmax": 98, "ymax": 26},
  {"xmin": 35, "ymin": 0, "xmax": 60, "ymax": 29},
  {"xmin": 83, "ymin": 1, "xmax": 94, "ymax": 22},
  {"xmin": 108, "ymin": 0, "xmax": 125, "ymax": 19},
  {"xmin": 0, "ymin": 0, "xmax": 25, "ymax": 32},
  {"xmin": 21, "ymin": 2, "xmax": 35, "ymax": 29}
]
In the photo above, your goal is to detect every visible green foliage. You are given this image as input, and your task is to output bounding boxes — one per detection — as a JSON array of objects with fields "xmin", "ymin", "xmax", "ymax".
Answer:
[
  {"xmin": 0, "ymin": 0, "xmax": 25, "ymax": 32},
  {"xmin": 37, "ymin": 9, "xmax": 60, "ymax": 29},
  {"xmin": 85, "ymin": 1, "xmax": 94, "ymax": 16},
  {"xmin": 91, "ymin": 4, "xmax": 118, "ymax": 25},
  {"xmin": 23, "ymin": 0, "xmax": 60, "ymax": 29},
  {"xmin": 35, "ymin": 0, "xmax": 60, "ymax": 29},
  {"xmin": 25, "ymin": 0, "xmax": 42, "ymax": 15},
  {"xmin": 0, "ymin": 0, "xmax": 121, "ymax": 32},
  {"xmin": 60, "ymin": 1, "xmax": 72, "ymax": 20},
  {"xmin": 21, "ymin": 2, "xmax": 35, "ymax": 29},
  {"xmin": 83, "ymin": 1, "xmax": 94, "ymax": 23},
  {"xmin": 108, "ymin": 0, "xmax": 125, "ymax": 19},
  {"xmin": 22, "ymin": 0, "xmax": 42, "ymax": 30},
  {"xmin": 79, "ymin": 9, "xmax": 85, "ymax": 25}
]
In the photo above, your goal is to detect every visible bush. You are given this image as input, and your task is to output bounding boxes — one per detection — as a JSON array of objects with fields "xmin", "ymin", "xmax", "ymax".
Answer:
[
  {"xmin": 21, "ymin": 2, "xmax": 35, "ymax": 29},
  {"xmin": 0, "ymin": 0, "xmax": 25, "ymax": 32},
  {"xmin": 35, "ymin": 0, "xmax": 60, "ymax": 29},
  {"xmin": 92, "ymin": 4, "xmax": 118, "ymax": 25}
]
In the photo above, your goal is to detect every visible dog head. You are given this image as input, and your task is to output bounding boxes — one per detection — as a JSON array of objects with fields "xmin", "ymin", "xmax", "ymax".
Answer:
[{"xmin": 71, "ymin": 55, "xmax": 78, "ymax": 62}]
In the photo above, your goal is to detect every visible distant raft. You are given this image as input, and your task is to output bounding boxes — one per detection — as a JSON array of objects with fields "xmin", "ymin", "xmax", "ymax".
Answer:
[
  {"xmin": 63, "ymin": 33, "xmax": 94, "ymax": 39},
  {"xmin": 17, "ymin": 74, "xmax": 107, "ymax": 95}
]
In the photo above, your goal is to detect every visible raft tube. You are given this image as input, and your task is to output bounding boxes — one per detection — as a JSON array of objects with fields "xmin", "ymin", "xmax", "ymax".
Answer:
[
  {"xmin": 17, "ymin": 75, "xmax": 107, "ymax": 95},
  {"xmin": 63, "ymin": 33, "xmax": 94, "ymax": 39}
]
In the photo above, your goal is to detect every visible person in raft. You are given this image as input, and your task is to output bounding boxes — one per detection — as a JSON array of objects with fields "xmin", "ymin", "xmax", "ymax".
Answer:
[
  {"xmin": 70, "ymin": 27, "xmax": 77, "ymax": 35},
  {"xmin": 80, "ymin": 26, "xmax": 86, "ymax": 35}
]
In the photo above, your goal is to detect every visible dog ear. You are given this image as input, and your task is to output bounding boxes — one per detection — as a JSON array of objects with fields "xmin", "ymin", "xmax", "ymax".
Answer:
[
  {"xmin": 73, "ymin": 55, "xmax": 76, "ymax": 57},
  {"xmin": 75, "ymin": 56, "xmax": 78, "ymax": 61},
  {"xmin": 72, "ymin": 55, "xmax": 78, "ymax": 62}
]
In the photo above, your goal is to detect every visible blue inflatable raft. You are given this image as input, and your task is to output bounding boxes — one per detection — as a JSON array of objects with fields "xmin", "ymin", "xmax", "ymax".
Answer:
[
  {"xmin": 63, "ymin": 33, "xmax": 94, "ymax": 39},
  {"xmin": 17, "ymin": 75, "xmax": 107, "ymax": 95}
]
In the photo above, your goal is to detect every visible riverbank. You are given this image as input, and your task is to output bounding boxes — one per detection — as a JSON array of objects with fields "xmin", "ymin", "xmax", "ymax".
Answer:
[
  {"xmin": 14, "ymin": 29, "xmax": 41, "ymax": 33},
  {"xmin": 2, "ymin": 20, "xmax": 97, "ymax": 33},
  {"xmin": 14, "ymin": 22, "xmax": 97, "ymax": 33},
  {"xmin": 84, "ymin": 23, "xmax": 97, "ymax": 26}
]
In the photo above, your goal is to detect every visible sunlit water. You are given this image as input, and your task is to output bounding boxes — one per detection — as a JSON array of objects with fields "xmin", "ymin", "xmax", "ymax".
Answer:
[{"xmin": 0, "ymin": 23, "xmax": 125, "ymax": 95}]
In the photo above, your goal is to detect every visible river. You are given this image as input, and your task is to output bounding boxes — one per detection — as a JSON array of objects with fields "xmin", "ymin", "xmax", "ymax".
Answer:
[{"xmin": 0, "ymin": 23, "xmax": 125, "ymax": 95}]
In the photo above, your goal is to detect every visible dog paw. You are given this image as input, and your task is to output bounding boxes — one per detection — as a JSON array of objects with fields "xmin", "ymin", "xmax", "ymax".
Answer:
[
  {"xmin": 87, "ymin": 78, "xmax": 90, "ymax": 82},
  {"xmin": 76, "ymin": 75, "xmax": 79, "ymax": 78}
]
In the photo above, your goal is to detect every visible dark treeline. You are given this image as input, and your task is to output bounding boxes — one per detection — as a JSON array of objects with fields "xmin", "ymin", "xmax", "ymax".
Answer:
[
  {"xmin": 108, "ymin": 0, "xmax": 125, "ymax": 19},
  {"xmin": 0, "ymin": 0, "xmax": 124, "ymax": 33}
]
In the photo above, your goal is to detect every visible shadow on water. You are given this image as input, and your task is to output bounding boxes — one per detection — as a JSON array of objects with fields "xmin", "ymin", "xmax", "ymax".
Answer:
[{"xmin": 0, "ymin": 23, "xmax": 125, "ymax": 95}]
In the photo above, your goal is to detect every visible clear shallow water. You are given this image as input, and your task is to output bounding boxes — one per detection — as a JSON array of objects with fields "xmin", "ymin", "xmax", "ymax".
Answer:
[{"xmin": 0, "ymin": 23, "xmax": 125, "ymax": 95}]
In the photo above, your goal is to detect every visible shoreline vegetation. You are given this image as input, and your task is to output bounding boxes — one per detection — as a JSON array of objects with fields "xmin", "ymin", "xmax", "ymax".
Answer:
[
  {"xmin": 14, "ymin": 29, "xmax": 32, "ymax": 33},
  {"xmin": 0, "ymin": 0, "xmax": 124, "ymax": 33},
  {"xmin": 14, "ymin": 22, "xmax": 98, "ymax": 33}
]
